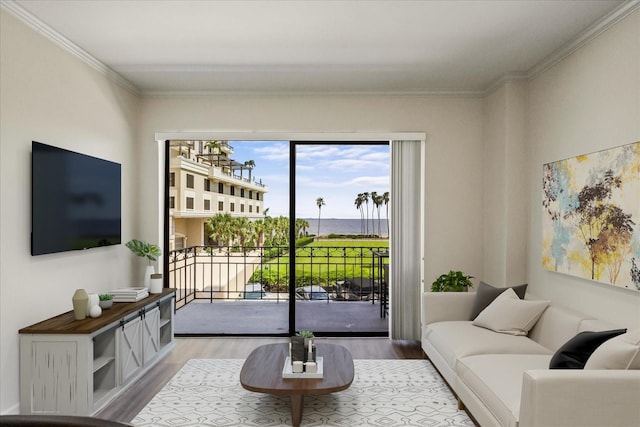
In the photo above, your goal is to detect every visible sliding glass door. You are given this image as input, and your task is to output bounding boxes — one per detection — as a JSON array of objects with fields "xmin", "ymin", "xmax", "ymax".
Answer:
[
  {"xmin": 291, "ymin": 142, "xmax": 389, "ymax": 336},
  {"xmin": 166, "ymin": 139, "xmax": 391, "ymax": 336}
]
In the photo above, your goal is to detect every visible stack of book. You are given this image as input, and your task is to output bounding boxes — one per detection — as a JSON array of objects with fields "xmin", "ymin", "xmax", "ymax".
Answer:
[{"xmin": 109, "ymin": 287, "xmax": 149, "ymax": 302}]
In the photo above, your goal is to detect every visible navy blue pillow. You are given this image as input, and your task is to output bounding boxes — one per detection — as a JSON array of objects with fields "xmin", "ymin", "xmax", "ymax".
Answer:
[{"xmin": 549, "ymin": 329, "xmax": 627, "ymax": 369}]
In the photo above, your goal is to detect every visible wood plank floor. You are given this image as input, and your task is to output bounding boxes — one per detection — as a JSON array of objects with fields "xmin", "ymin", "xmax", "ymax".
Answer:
[{"xmin": 96, "ymin": 337, "xmax": 426, "ymax": 423}]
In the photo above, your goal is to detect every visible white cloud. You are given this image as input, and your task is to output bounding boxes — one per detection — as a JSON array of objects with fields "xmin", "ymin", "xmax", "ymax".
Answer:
[{"xmin": 233, "ymin": 141, "xmax": 389, "ymax": 218}]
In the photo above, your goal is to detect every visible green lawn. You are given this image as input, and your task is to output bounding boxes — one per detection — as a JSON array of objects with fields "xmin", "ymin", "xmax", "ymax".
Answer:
[{"xmin": 251, "ymin": 240, "xmax": 389, "ymax": 290}]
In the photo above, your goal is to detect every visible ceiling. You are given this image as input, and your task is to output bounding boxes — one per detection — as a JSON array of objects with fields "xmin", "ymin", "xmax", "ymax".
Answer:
[{"xmin": 6, "ymin": 0, "xmax": 630, "ymax": 95}]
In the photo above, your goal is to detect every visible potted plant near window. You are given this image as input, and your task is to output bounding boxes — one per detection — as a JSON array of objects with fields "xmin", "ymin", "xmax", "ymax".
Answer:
[
  {"xmin": 296, "ymin": 330, "xmax": 315, "ymax": 346},
  {"xmin": 125, "ymin": 239, "xmax": 161, "ymax": 289},
  {"xmin": 431, "ymin": 270, "xmax": 474, "ymax": 292},
  {"xmin": 295, "ymin": 330, "xmax": 315, "ymax": 362}
]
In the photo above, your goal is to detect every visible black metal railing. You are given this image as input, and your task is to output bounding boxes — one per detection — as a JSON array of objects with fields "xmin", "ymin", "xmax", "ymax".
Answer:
[{"xmin": 168, "ymin": 244, "xmax": 389, "ymax": 310}]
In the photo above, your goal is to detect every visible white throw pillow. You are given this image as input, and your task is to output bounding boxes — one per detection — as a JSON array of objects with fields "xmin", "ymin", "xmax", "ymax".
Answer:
[
  {"xmin": 584, "ymin": 329, "xmax": 640, "ymax": 370},
  {"xmin": 472, "ymin": 288, "xmax": 550, "ymax": 336}
]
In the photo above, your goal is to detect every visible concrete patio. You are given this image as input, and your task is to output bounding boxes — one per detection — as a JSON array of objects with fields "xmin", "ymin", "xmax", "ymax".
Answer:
[{"xmin": 174, "ymin": 299, "xmax": 388, "ymax": 335}]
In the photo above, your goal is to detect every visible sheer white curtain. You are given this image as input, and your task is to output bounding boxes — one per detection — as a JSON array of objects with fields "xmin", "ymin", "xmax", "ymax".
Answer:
[{"xmin": 389, "ymin": 140, "xmax": 424, "ymax": 340}]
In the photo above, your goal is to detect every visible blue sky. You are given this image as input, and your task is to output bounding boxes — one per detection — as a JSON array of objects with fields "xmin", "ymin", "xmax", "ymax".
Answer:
[{"xmin": 230, "ymin": 141, "xmax": 390, "ymax": 219}]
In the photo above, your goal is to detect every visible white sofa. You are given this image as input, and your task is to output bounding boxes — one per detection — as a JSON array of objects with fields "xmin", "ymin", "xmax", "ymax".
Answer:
[{"xmin": 421, "ymin": 291, "xmax": 640, "ymax": 427}]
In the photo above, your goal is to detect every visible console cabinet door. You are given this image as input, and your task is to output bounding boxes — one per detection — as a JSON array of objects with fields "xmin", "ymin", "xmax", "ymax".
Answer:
[
  {"xmin": 142, "ymin": 306, "xmax": 160, "ymax": 364},
  {"xmin": 21, "ymin": 338, "xmax": 91, "ymax": 415},
  {"xmin": 117, "ymin": 316, "xmax": 143, "ymax": 384}
]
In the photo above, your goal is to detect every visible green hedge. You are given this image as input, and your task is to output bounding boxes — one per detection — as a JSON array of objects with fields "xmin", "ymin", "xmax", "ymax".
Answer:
[
  {"xmin": 326, "ymin": 233, "xmax": 381, "ymax": 239},
  {"xmin": 295, "ymin": 236, "xmax": 315, "ymax": 246}
]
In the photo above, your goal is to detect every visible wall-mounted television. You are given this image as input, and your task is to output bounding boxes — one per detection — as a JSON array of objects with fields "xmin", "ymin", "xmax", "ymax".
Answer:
[{"xmin": 31, "ymin": 141, "xmax": 122, "ymax": 255}]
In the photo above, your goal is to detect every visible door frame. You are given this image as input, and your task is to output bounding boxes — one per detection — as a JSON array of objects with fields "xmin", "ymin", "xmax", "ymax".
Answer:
[{"xmin": 157, "ymin": 131, "xmax": 425, "ymax": 336}]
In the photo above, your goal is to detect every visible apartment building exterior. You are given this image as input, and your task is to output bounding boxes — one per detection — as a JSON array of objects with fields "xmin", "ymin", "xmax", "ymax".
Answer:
[{"xmin": 169, "ymin": 141, "xmax": 268, "ymax": 250}]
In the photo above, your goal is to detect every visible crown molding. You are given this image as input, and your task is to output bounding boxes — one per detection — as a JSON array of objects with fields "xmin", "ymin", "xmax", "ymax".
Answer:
[
  {"xmin": 526, "ymin": 0, "xmax": 640, "ymax": 82},
  {"xmin": 155, "ymin": 131, "xmax": 426, "ymax": 143},
  {"xmin": 483, "ymin": 72, "xmax": 529, "ymax": 97},
  {"xmin": 141, "ymin": 89, "xmax": 484, "ymax": 98},
  {"xmin": 1, "ymin": 0, "xmax": 140, "ymax": 96}
]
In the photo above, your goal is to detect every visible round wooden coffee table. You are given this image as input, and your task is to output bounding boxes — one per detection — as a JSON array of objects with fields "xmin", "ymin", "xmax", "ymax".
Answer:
[{"xmin": 240, "ymin": 343, "xmax": 354, "ymax": 427}]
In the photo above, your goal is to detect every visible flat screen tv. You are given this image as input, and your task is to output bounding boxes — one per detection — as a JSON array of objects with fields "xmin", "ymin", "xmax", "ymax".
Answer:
[{"xmin": 31, "ymin": 141, "xmax": 122, "ymax": 255}]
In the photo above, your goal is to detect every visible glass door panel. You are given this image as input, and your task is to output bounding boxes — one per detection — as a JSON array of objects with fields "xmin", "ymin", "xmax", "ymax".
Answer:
[{"xmin": 293, "ymin": 142, "xmax": 390, "ymax": 335}]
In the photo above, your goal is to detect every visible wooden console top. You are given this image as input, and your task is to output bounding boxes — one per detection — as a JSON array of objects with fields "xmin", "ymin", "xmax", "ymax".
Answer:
[{"xmin": 19, "ymin": 288, "xmax": 175, "ymax": 335}]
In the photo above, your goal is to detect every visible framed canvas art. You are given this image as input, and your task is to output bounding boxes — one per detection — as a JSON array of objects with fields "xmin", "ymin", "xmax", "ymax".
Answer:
[{"xmin": 542, "ymin": 141, "xmax": 640, "ymax": 291}]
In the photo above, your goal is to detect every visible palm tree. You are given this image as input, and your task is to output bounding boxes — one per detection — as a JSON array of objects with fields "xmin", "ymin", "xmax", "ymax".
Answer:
[
  {"xmin": 253, "ymin": 218, "xmax": 266, "ymax": 247},
  {"xmin": 233, "ymin": 216, "xmax": 252, "ymax": 250},
  {"xmin": 362, "ymin": 192, "xmax": 370, "ymax": 236},
  {"xmin": 370, "ymin": 192, "xmax": 378, "ymax": 236},
  {"xmin": 243, "ymin": 160, "xmax": 255, "ymax": 182},
  {"xmin": 383, "ymin": 191, "xmax": 390, "ymax": 237},
  {"xmin": 272, "ymin": 216, "xmax": 289, "ymax": 246},
  {"xmin": 262, "ymin": 215, "xmax": 275, "ymax": 246},
  {"xmin": 373, "ymin": 193, "xmax": 384, "ymax": 237},
  {"xmin": 354, "ymin": 194, "xmax": 365, "ymax": 235},
  {"xmin": 204, "ymin": 140, "xmax": 222, "ymax": 152},
  {"xmin": 206, "ymin": 213, "xmax": 234, "ymax": 246},
  {"xmin": 316, "ymin": 197, "xmax": 325, "ymax": 237},
  {"xmin": 295, "ymin": 218, "xmax": 310, "ymax": 238}
]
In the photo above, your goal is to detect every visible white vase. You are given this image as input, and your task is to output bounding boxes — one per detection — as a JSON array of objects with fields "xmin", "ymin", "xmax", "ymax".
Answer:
[
  {"xmin": 89, "ymin": 304, "xmax": 102, "ymax": 318},
  {"xmin": 87, "ymin": 293, "xmax": 99, "ymax": 312},
  {"xmin": 144, "ymin": 265, "xmax": 155, "ymax": 289}
]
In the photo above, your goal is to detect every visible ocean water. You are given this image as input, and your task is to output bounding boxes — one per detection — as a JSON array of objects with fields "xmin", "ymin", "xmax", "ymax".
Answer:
[{"xmin": 302, "ymin": 218, "xmax": 388, "ymax": 236}]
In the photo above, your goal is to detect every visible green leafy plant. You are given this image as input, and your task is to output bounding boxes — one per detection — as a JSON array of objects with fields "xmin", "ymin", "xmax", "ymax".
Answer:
[
  {"xmin": 125, "ymin": 239, "xmax": 161, "ymax": 265},
  {"xmin": 431, "ymin": 270, "xmax": 474, "ymax": 292},
  {"xmin": 296, "ymin": 330, "xmax": 315, "ymax": 339},
  {"xmin": 99, "ymin": 293, "xmax": 113, "ymax": 301}
]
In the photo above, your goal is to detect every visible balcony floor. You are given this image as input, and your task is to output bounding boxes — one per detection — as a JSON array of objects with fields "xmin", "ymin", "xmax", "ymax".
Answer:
[{"xmin": 174, "ymin": 300, "xmax": 388, "ymax": 335}]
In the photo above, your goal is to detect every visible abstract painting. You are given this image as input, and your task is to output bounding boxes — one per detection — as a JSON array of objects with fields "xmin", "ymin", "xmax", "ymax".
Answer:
[{"xmin": 542, "ymin": 141, "xmax": 640, "ymax": 291}]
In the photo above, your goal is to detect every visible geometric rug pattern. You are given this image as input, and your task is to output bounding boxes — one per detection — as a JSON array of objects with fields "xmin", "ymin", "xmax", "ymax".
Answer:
[{"xmin": 132, "ymin": 359, "xmax": 474, "ymax": 426}]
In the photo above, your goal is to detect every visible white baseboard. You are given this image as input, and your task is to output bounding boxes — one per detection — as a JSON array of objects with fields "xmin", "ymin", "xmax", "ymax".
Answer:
[{"xmin": 1, "ymin": 402, "xmax": 20, "ymax": 415}]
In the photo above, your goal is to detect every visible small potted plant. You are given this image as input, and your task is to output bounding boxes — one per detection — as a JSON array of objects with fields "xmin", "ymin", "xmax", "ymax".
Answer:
[
  {"xmin": 98, "ymin": 293, "xmax": 114, "ymax": 310},
  {"xmin": 296, "ymin": 330, "xmax": 315, "ymax": 346},
  {"xmin": 295, "ymin": 330, "xmax": 315, "ymax": 362},
  {"xmin": 126, "ymin": 239, "xmax": 161, "ymax": 288},
  {"xmin": 125, "ymin": 239, "xmax": 161, "ymax": 264},
  {"xmin": 431, "ymin": 270, "xmax": 474, "ymax": 292},
  {"xmin": 296, "ymin": 330, "xmax": 314, "ymax": 339}
]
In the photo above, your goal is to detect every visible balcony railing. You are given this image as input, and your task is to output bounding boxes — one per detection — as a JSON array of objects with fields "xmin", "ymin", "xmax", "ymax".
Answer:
[{"xmin": 168, "ymin": 245, "xmax": 389, "ymax": 310}]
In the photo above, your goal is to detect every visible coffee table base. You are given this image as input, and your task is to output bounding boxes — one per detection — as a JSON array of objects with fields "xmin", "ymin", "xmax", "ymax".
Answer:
[{"xmin": 291, "ymin": 394, "xmax": 303, "ymax": 427}]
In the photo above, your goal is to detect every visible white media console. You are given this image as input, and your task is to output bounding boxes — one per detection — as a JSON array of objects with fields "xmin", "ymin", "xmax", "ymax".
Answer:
[{"xmin": 19, "ymin": 288, "xmax": 175, "ymax": 416}]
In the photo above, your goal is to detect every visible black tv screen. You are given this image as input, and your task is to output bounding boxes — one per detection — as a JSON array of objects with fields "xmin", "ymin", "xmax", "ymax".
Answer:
[{"xmin": 31, "ymin": 141, "xmax": 122, "ymax": 255}]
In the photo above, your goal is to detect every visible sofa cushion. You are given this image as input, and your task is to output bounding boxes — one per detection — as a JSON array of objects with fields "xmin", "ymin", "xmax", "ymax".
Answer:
[
  {"xmin": 469, "ymin": 281, "xmax": 528, "ymax": 320},
  {"xmin": 473, "ymin": 289, "xmax": 550, "ymax": 336},
  {"xmin": 423, "ymin": 321, "xmax": 551, "ymax": 371},
  {"xmin": 549, "ymin": 329, "xmax": 627, "ymax": 369},
  {"xmin": 528, "ymin": 305, "xmax": 594, "ymax": 351},
  {"xmin": 585, "ymin": 329, "xmax": 640, "ymax": 370},
  {"xmin": 456, "ymin": 354, "xmax": 551, "ymax": 427}
]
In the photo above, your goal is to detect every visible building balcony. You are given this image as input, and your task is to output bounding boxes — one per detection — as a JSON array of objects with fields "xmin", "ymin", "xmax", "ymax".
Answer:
[{"xmin": 208, "ymin": 166, "xmax": 268, "ymax": 190}]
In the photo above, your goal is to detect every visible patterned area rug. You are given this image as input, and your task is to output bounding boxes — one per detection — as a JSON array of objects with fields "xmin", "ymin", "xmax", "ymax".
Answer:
[{"xmin": 133, "ymin": 359, "xmax": 473, "ymax": 427}]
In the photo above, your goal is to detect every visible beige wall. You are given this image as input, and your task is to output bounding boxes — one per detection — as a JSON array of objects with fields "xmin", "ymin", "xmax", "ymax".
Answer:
[
  {"xmin": 0, "ymin": 10, "xmax": 141, "ymax": 413},
  {"xmin": 527, "ymin": 10, "xmax": 640, "ymax": 327}
]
